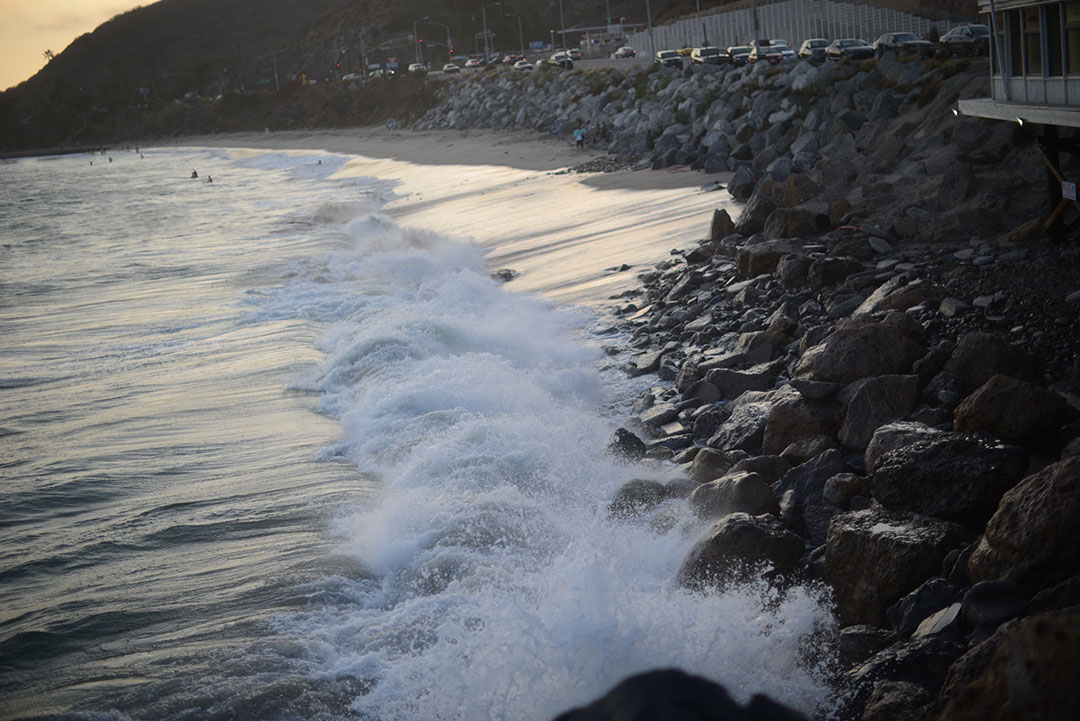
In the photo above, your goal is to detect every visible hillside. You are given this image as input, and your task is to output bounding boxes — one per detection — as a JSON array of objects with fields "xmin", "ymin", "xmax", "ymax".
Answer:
[{"xmin": 0, "ymin": 0, "xmax": 691, "ymax": 152}]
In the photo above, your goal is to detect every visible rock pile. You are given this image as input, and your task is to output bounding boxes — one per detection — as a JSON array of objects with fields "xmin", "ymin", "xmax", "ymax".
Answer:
[
  {"xmin": 600, "ymin": 213, "xmax": 1079, "ymax": 718},
  {"xmin": 420, "ymin": 50, "xmax": 1080, "ymax": 721}
]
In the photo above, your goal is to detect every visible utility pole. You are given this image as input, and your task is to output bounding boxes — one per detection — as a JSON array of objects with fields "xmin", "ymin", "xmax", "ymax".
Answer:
[
  {"xmin": 482, "ymin": 1, "xmax": 501, "ymax": 59},
  {"xmin": 414, "ymin": 16, "xmax": 429, "ymax": 64}
]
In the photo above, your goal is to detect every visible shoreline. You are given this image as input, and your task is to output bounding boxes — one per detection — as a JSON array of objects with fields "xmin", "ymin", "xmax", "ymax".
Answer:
[{"xmin": 152, "ymin": 126, "xmax": 736, "ymax": 306}]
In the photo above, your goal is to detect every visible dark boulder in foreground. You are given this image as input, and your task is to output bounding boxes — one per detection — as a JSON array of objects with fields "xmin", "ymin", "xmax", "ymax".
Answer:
[
  {"xmin": 967, "ymin": 456, "xmax": 1080, "ymax": 594},
  {"xmin": 939, "ymin": 608, "xmax": 1080, "ymax": 721},
  {"xmin": 552, "ymin": 668, "xmax": 807, "ymax": 721}
]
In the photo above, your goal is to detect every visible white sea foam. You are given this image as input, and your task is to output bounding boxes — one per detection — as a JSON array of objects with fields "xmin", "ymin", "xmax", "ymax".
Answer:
[{"xmin": 268, "ymin": 212, "xmax": 837, "ymax": 720}]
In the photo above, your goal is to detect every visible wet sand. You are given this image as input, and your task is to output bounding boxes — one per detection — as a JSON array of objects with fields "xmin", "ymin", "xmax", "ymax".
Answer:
[{"xmin": 159, "ymin": 127, "xmax": 736, "ymax": 305}]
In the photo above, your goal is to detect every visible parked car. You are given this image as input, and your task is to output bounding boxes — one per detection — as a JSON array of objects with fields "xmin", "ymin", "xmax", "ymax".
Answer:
[
  {"xmin": 613, "ymin": 46, "xmax": 636, "ymax": 58},
  {"xmin": 826, "ymin": 38, "xmax": 875, "ymax": 61},
  {"xmin": 939, "ymin": 24, "xmax": 990, "ymax": 56},
  {"xmin": 654, "ymin": 49, "xmax": 683, "ymax": 68},
  {"xmin": 798, "ymin": 38, "xmax": 830, "ymax": 62},
  {"xmin": 690, "ymin": 46, "xmax": 731, "ymax": 65},
  {"xmin": 873, "ymin": 32, "xmax": 936, "ymax": 57},
  {"xmin": 727, "ymin": 45, "xmax": 753, "ymax": 66},
  {"xmin": 513, "ymin": 59, "xmax": 534, "ymax": 72},
  {"xmin": 442, "ymin": 62, "xmax": 461, "ymax": 73},
  {"xmin": 549, "ymin": 51, "xmax": 575, "ymax": 69},
  {"xmin": 774, "ymin": 43, "xmax": 797, "ymax": 61},
  {"xmin": 748, "ymin": 44, "xmax": 783, "ymax": 65}
]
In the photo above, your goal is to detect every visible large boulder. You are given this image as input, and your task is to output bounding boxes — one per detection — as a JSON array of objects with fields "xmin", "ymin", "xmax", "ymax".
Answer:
[
  {"xmin": 734, "ymin": 193, "xmax": 779, "ymax": 237},
  {"xmin": 939, "ymin": 609, "xmax": 1080, "ymax": 721},
  {"xmin": 772, "ymin": 449, "xmax": 848, "ymax": 541},
  {"xmin": 838, "ymin": 375, "xmax": 920, "ymax": 450},
  {"xmin": 825, "ymin": 507, "xmax": 971, "ymax": 626},
  {"xmin": 953, "ymin": 374, "xmax": 1067, "ymax": 444},
  {"xmin": 763, "ymin": 207, "xmax": 818, "ymax": 240},
  {"xmin": 795, "ymin": 323, "xmax": 925, "ymax": 384},
  {"xmin": 942, "ymin": 332, "xmax": 1041, "ymax": 394},
  {"xmin": 840, "ymin": 638, "xmax": 967, "ymax": 721},
  {"xmin": 608, "ymin": 479, "xmax": 674, "ymax": 519},
  {"xmin": 686, "ymin": 447, "xmax": 738, "ymax": 483},
  {"xmin": 706, "ymin": 389, "xmax": 784, "ymax": 454},
  {"xmin": 689, "ymin": 471, "xmax": 780, "ymax": 519},
  {"xmin": 967, "ymin": 456, "xmax": 1080, "ymax": 594},
  {"xmin": 761, "ymin": 386, "xmax": 841, "ymax": 456},
  {"xmin": 735, "ymin": 238, "xmax": 798, "ymax": 277},
  {"xmin": 869, "ymin": 432, "xmax": 1028, "ymax": 530},
  {"xmin": 705, "ymin": 363, "xmax": 780, "ymax": 399},
  {"xmin": 551, "ymin": 668, "xmax": 808, "ymax": 721},
  {"xmin": 864, "ymin": 421, "xmax": 943, "ymax": 472},
  {"xmin": 678, "ymin": 512, "xmax": 805, "ymax": 590}
]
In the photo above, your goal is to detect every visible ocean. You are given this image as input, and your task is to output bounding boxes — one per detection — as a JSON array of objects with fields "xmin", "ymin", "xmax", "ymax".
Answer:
[{"xmin": 0, "ymin": 147, "xmax": 834, "ymax": 720}]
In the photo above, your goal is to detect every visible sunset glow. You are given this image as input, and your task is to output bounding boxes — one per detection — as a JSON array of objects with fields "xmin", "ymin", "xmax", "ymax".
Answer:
[{"xmin": 0, "ymin": 0, "xmax": 137, "ymax": 90}]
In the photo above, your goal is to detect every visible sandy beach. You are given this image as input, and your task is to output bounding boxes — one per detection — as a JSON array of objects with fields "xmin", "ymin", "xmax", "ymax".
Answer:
[{"xmin": 159, "ymin": 127, "xmax": 735, "ymax": 305}]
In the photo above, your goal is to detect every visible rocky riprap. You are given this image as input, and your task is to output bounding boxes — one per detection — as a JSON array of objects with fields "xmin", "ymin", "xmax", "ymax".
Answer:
[
  {"xmin": 422, "ymin": 54, "xmax": 1080, "ymax": 721},
  {"xmin": 593, "ymin": 206, "xmax": 1079, "ymax": 719}
]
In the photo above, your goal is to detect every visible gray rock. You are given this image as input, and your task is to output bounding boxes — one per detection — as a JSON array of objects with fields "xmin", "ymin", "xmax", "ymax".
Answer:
[
  {"xmin": 608, "ymin": 479, "xmax": 674, "ymax": 519},
  {"xmin": 942, "ymin": 332, "xmax": 1041, "ymax": 394},
  {"xmin": 887, "ymin": 577, "xmax": 965, "ymax": 637},
  {"xmin": 938, "ymin": 609, "xmax": 1080, "ymax": 721},
  {"xmin": 773, "ymin": 448, "xmax": 848, "ymax": 538},
  {"xmin": 961, "ymin": 580, "xmax": 1028, "ymax": 634},
  {"xmin": 640, "ymin": 402, "xmax": 679, "ymax": 427},
  {"xmin": 689, "ymin": 471, "xmax": 780, "ymax": 519},
  {"xmin": 825, "ymin": 507, "xmax": 971, "ymax": 626},
  {"xmin": 912, "ymin": 603, "xmax": 963, "ymax": 638},
  {"xmin": 796, "ymin": 323, "xmax": 926, "ymax": 384},
  {"xmin": 838, "ymin": 375, "xmax": 920, "ymax": 450},
  {"xmin": 823, "ymin": 472, "xmax": 864, "ymax": 508},
  {"xmin": 686, "ymin": 447, "xmax": 737, "ymax": 483},
  {"xmin": 728, "ymin": 455, "xmax": 792, "ymax": 485},
  {"xmin": 869, "ymin": 431, "xmax": 1027, "ymax": 530},
  {"xmin": 678, "ymin": 512, "xmax": 805, "ymax": 591},
  {"xmin": 968, "ymin": 456, "xmax": 1080, "ymax": 594},
  {"xmin": 864, "ymin": 421, "xmax": 944, "ymax": 473},
  {"xmin": 736, "ymin": 238, "xmax": 801, "ymax": 279},
  {"xmin": 953, "ymin": 374, "xmax": 1067, "ymax": 444}
]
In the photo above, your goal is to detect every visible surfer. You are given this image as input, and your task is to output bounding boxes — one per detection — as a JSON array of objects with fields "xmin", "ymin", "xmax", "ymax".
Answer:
[
  {"xmin": 191, "ymin": 170, "xmax": 198, "ymax": 178},
  {"xmin": 206, "ymin": 176, "xmax": 213, "ymax": 183}
]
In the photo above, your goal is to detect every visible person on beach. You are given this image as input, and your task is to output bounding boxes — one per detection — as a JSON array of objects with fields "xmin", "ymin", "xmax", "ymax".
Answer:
[
  {"xmin": 191, "ymin": 170, "xmax": 198, "ymax": 178},
  {"xmin": 573, "ymin": 127, "xmax": 584, "ymax": 150}
]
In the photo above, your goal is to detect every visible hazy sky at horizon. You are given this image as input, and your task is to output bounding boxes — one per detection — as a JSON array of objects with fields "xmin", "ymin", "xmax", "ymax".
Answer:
[{"xmin": 1, "ymin": 0, "xmax": 137, "ymax": 91}]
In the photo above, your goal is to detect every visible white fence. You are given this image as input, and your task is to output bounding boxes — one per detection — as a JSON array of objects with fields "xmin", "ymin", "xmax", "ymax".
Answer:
[{"xmin": 627, "ymin": 0, "xmax": 971, "ymax": 56}]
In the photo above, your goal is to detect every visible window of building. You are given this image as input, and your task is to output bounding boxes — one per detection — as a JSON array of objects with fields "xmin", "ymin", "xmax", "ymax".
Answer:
[
  {"xmin": 1048, "ymin": 3, "xmax": 1064, "ymax": 76},
  {"xmin": 1024, "ymin": 6, "xmax": 1042, "ymax": 75},
  {"xmin": 1008, "ymin": 9, "xmax": 1023, "ymax": 76},
  {"xmin": 1067, "ymin": 1, "xmax": 1080, "ymax": 74}
]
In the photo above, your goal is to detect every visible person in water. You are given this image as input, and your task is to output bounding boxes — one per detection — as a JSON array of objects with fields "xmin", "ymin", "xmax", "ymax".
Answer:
[
  {"xmin": 206, "ymin": 176, "xmax": 213, "ymax": 183},
  {"xmin": 191, "ymin": 170, "xmax": 198, "ymax": 178}
]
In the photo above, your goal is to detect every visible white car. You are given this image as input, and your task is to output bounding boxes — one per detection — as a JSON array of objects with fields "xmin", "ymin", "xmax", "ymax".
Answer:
[
  {"xmin": 340, "ymin": 73, "xmax": 363, "ymax": 80},
  {"xmin": 407, "ymin": 63, "xmax": 427, "ymax": 73},
  {"xmin": 513, "ymin": 60, "xmax": 534, "ymax": 72},
  {"xmin": 442, "ymin": 63, "xmax": 461, "ymax": 73}
]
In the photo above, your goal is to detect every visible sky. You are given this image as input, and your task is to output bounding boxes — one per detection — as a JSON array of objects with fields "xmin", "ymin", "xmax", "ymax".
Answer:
[{"xmin": 1, "ymin": 0, "xmax": 137, "ymax": 91}]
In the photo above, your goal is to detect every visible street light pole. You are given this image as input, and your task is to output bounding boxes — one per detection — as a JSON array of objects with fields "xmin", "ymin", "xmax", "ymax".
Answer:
[
  {"xmin": 413, "ymin": 15, "xmax": 429, "ymax": 64},
  {"xmin": 645, "ymin": 0, "xmax": 653, "ymax": 56},
  {"xmin": 425, "ymin": 20, "xmax": 453, "ymax": 62},
  {"xmin": 558, "ymin": 0, "xmax": 566, "ymax": 51},
  {"xmin": 481, "ymin": 1, "xmax": 501, "ymax": 60},
  {"xmin": 505, "ymin": 13, "xmax": 524, "ymax": 56}
]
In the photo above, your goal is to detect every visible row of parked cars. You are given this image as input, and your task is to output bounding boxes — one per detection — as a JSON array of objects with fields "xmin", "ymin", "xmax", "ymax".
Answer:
[{"xmin": 652, "ymin": 24, "xmax": 990, "ymax": 69}]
